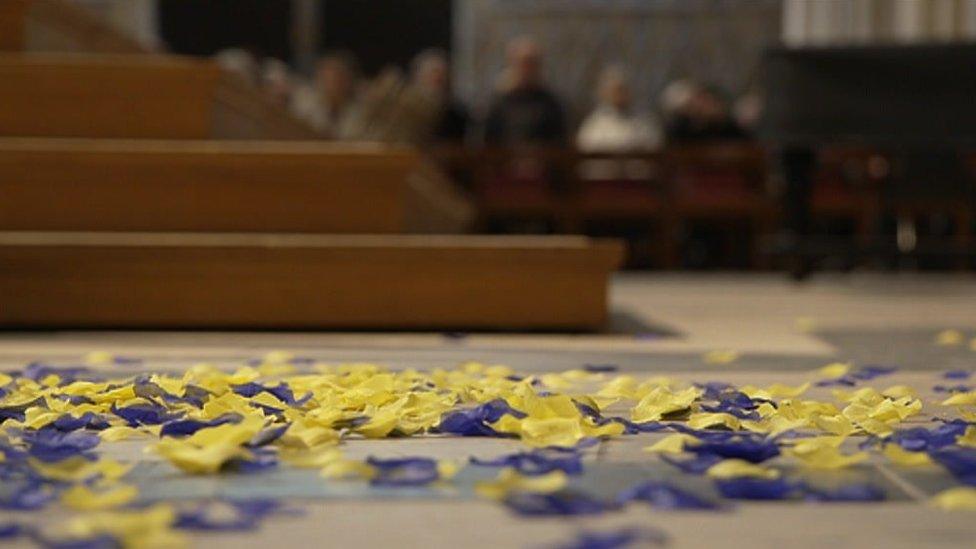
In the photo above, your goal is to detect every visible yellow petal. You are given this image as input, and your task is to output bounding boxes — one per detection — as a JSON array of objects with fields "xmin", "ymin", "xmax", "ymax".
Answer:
[
  {"xmin": 882, "ymin": 385, "xmax": 917, "ymax": 400},
  {"xmin": 644, "ymin": 433, "xmax": 698, "ymax": 454},
  {"xmin": 817, "ymin": 362, "xmax": 851, "ymax": 379},
  {"xmin": 61, "ymin": 484, "xmax": 138, "ymax": 511},
  {"xmin": 475, "ymin": 468, "xmax": 567, "ymax": 499},
  {"xmin": 281, "ymin": 446, "xmax": 344, "ymax": 468},
  {"xmin": 320, "ymin": 458, "xmax": 375, "ymax": 480},
  {"xmin": 936, "ymin": 329, "xmax": 964, "ymax": 346},
  {"xmin": 788, "ymin": 437, "xmax": 867, "ymax": 469},
  {"xmin": 956, "ymin": 426, "xmax": 976, "ymax": 448},
  {"xmin": 703, "ymin": 350, "xmax": 739, "ymax": 365},
  {"xmin": 630, "ymin": 386, "xmax": 700, "ymax": 423},
  {"xmin": 942, "ymin": 391, "xmax": 976, "ymax": 407},
  {"xmin": 518, "ymin": 417, "xmax": 584, "ymax": 448},
  {"xmin": 883, "ymin": 444, "xmax": 933, "ymax": 466},
  {"xmin": 30, "ymin": 457, "xmax": 131, "ymax": 483},
  {"xmin": 706, "ymin": 459, "xmax": 779, "ymax": 479},
  {"xmin": 62, "ymin": 504, "xmax": 182, "ymax": 548},
  {"xmin": 687, "ymin": 412, "xmax": 741, "ymax": 431},
  {"xmin": 931, "ymin": 487, "xmax": 976, "ymax": 511},
  {"xmin": 99, "ymin": 426, "xmax": 142, "ymax": 442},
  {"xmin": 741, "ymin": 382, "xmax": 810, "ymax": 400}
]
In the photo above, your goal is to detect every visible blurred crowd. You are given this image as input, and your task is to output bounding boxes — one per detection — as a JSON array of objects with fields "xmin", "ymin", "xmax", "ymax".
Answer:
[{"xmin": 214, "ymin": 36, "xmax": 762, "ymax": 151}]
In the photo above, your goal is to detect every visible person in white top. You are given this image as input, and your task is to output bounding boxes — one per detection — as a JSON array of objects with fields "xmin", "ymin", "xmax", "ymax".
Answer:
[
  {"xmin": 577, "ymin": 66, "xmax": 662, "ymax": 153},
  {"xmin": 290, "ymin": 52, "xmax": 365, "ymax": 139}
]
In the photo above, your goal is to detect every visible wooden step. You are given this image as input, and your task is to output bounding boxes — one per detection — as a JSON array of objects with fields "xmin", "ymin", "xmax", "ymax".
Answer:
[
  {"xmin": 0, "ymin": 138, "xmax": 472, "ymax": 234},
  {"xmin": 0, "ymin": 53, "xmax": 315, "ymax": 139},
  {"xmin": 1, "ymin": 0, "xmax": 146, "ymax": 54},
  {"xmin": 0, "ymin": 232, "xmax": 624, "ymax": 330}
]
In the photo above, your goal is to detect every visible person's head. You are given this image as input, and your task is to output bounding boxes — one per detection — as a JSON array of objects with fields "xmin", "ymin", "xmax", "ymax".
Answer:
[
  {"xmin": 214, "ymin": 48, "xmax": 258, "ymax": 85},
  {"xmin": 261, "ymin": 58, "xmax": 292, "ymax": 108},
  {"xmin": 505, "ymin": 36, "xmax": 543, "ymax": 90},
  {"xmin": 411, "ymin": 49, "xmax": 450, "ymax": 97},
  {"xmin": 660, "ymin": 79, "xmax": 697, "ymax": 119},
  {"xmin": 597, "ymin": 66, "xmax": 632, "ymax": 111},
  {"xmin": 687, "ymin": 85, "xmax": 728, "ymax": 121},
  {"xmin": 316, "ymin": 51, "xmax": 359, "ymax": 106}
]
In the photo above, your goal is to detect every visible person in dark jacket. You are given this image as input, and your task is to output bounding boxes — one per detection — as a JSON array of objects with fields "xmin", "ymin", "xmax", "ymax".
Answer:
[
  {"xmin": 410, "ymin": 49, "xmax": 471, "ymax": 143},
  {"xmin": 483, "ymin": 37, "xmax": 566, "ymax": 146}
]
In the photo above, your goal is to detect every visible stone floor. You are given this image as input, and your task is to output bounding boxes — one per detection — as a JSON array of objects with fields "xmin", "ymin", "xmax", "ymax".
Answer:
[{"xmin": 2, "ymin": 273, "xmax": 976, "ymax": 548}]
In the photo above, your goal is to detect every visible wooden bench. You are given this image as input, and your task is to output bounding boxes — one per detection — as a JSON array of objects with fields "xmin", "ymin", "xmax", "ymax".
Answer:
[
  {"xmin": 0, "ymin": 53, "xmax": 316, "ymax": 139},
  {"xmin": 0, "ymin": 0, "xmax": 146, "ymax": 54},
  {"xmin": 0, "ymin": 138, "xmax": 472, "ymax": 234},
  {"xmin": 0, "ymin": 232, "xmax": 623, "ymax": 330}
]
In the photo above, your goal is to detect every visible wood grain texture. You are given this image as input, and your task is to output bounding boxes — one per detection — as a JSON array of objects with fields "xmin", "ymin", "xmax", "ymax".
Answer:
[
  {"xmin": 0, "ymin": 232, "xmax": 623, "ymax": 330},
  {"xmin": 0, "ymin": 1, "xmax": 30, "ymax": 51},
  {"xmin": 0, "ymin": 54, "xmax": 218, "ymax": 138},
  {"xmin": 0, "ymin": 139, "xmax": 459, "ymax": 233},
  {"xmin": 0, "ymin": 54, "xmax": 316, "ymax": 139}
]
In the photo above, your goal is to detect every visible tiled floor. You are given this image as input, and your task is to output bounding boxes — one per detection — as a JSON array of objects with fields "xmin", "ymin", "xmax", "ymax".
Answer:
[{"xmin": 2, "ymin": 273, "xmax": 976, "ymax": 548}]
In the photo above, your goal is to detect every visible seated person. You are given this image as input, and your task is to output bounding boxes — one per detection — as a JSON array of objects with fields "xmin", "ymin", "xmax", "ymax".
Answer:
[
  {"xmin": 664, "ymin": 82, "xmax": 746, "ymax": 144},
  {"xmin": 483, "ymin": 36, "xmax": 566, "ymax": 146},
  {"xmin": 291, "ymin": 51, "xmax": 365, "ymax": 139},
  {"xmin": 577, "ymin": 66, "xmax": 661, "ymax": 152},
  {"xmin": 410, "ymin": 49, "xmax": 471, "ymax": 144}
]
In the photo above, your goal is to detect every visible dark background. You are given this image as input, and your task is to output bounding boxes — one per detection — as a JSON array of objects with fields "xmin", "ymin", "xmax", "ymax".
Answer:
[{"xmin": 158, "ymin": 0, "xmax": 453, "ymax": 73}]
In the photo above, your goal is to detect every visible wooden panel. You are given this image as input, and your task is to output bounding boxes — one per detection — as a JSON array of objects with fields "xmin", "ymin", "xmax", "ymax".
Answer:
[
  {"xmin": 212, "ymin": 73, "xmax": 319, "ymax": 140},
  {"xmin": 0, "ymin": 54, "xmax": 218, "ymax": 138},
  {"xmin": 0, "ymin": 1, "xmax": 29, "ymax": 51},
  {"xmin": 0, "ymin": 139, "xmax": 431, "ymax": 233},
  {"xmin": 0, "ymin": 233, "xmax": 624, "ymax": 330},
  {"xmin": 22, "ymin": 0, "xmax": 147, "ymax": 54}
]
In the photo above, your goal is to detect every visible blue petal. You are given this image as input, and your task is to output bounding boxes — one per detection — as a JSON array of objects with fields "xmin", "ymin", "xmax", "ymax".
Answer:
[
  {"xmin": 660, "ymin": 453, "xmax": 724, "ymax": 475},
  {"xmin": 933, "ymin": 384, "xmax": 973, "ymax": 393},
  {"xmin": 582, "ymin": 364, "xmax": 618, "ymax": 373},
  {"xmin": 225, "ymin": 448, "xmax": 279, "ymax": 474},
  {"xmin": 25, "ymin": 430, "xmax": 100, "ymax": 462},
  {"xmin": 438, "ymin": 399, "xmax": 525, "ymax": 437},
  {"xmin": 695, "ymin": 381, "xmax": 736, "ymax": 401},
  {"xmin": 0, "ymin": 522, "xmax": 26, "ymax": 539},
  {"xmin": 801, "ymin": 483, "xmax": 885, "ymax": 502},
  {"xmin": 366, "ymin": 456, "xmax": 441, "ymax": 487},
  {"xmin": 929, "ymin": 447, "xmax": 976, "ymax": 485},
  {"xmin": 0, "ymin": 396, "xmax": 45, "ymax": 423},
  {"xmin": 159, "ymin": 415, "xmax": 241, "ymax": 437},
  {"xmin": 112, "ymin": 402, "xmax": 179, "ymax": 426},
  {"xmin": 174, "ymin": 499, "xmax": 283, "ymax": 531},
  {"xmin": 39, "ymin": 533, "xmax": 119, "ymax": 549},
  {"xmin": 616, "ymin": 480, "xmax": 722, "ymax": 510},
  {"xmin": 714, "ymin": 478, "xmax": 797, "ymax": 500},
  {"xmin": 850, "ymin": 365, "xmax": 898, "ymax": 380},
  {"xmin": 0, "ymin": 481, "xmax": 55, "ymax": 510},
  {"xmin": 50, "ymin": 413, "xmax": 110, "ymax": 432},
  {"xmin": 470, "ymin": 449, "xmax": 584, "ymax": 476},
  {"xmin": 503, "ymin": 490, "xmax": 613, "ymax": 516},
  {"xmin": 685, "ymin": 436, "xmax": 780, "ymax": 463},
  {"xmin": 554, "ymin": 527, "xmax": 668, "ymax": 549},
  {"xmin": 944, "ymin": 370, "xmax": 973, "ymax": 380},
  {"xmin": 22, "ymin": 363, "xmax": 91, "ymax": 383},
  {"xmin": 232, "ymin": 383, "xmax": 305, "ymax": 406},
  {"xmin": 892, "ymin": 421, "xmax": 968, "ymax": 452},
  {"xmin": 246, "ymin": 424, "xmax": 289, "ymax": 448}
]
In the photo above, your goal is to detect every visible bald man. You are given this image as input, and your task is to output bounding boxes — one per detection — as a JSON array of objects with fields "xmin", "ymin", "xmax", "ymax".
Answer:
[{"xmin": 483, "ymin": 37, "xmax": 566, "ymax": 146}]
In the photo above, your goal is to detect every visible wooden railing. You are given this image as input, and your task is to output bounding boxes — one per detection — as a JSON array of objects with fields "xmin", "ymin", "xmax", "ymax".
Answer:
[{"xmin": 428, "ymin": 144, "xmax": 914, "ymax": 269}]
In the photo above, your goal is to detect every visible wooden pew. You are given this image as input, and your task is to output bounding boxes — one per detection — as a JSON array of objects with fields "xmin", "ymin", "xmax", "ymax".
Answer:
[
  {"xmin": 0, "ymin": 53, "xmax": 316, "ymax": 139},
  {"xmin": 0, "ymin": 138, "xmax": 472, "ymax": 234},
  {"xmin": 1, "ymin": 0, "xmax": 147, "ymax": 54},
  {"xmin": 0, "ymin": 232, "xmax": 623, "ymax": 330}
]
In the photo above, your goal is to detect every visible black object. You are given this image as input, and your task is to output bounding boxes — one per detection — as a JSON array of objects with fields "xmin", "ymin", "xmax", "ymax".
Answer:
[{"xmin": 761, "ymin": 43, "xmax": 976, "ymax": 276}]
